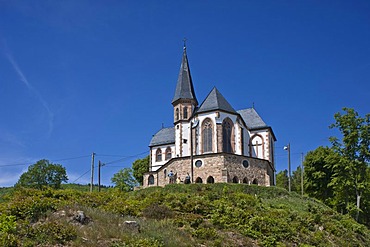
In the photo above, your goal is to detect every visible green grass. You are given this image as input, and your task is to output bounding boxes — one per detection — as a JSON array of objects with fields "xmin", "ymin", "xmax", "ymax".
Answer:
[{"xmin": 0, "ymin": 184, "xmax": 369, "ymax": 246}]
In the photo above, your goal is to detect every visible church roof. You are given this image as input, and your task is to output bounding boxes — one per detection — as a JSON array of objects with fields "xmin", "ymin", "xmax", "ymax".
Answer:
[
  {"xmin": 172, "ymin": 48, "xmax": 198, "ymax": 105},
  {"xmin": 237, "ymin": 108, "xmax": 267, "ymax": 129},
  {"xmin": 196, "ymin": 87, "xmax": 237, "ymax": 114},
  {"xmin": 149, "ymin": 127, "xmax": 175, "ymax": 147}
]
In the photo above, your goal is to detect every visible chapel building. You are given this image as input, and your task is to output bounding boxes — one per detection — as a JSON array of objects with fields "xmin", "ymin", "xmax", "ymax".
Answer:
[{"xmin": 143, "ymin": 47, "xmax": 276, "ymax": 187}]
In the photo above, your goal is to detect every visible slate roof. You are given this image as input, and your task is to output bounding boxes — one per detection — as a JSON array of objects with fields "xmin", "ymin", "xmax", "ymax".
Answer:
[
  {"xmin": 172, "ymin": 48, "xmax": 198, "ymax": 105},
  {"xmin": 196, "ymin": 87, "xmax": 237, "ymax": 114},
  {"xmin": 149, "ymin": 127, "xmax": 175, "ymax": 147},
  {"xmin": 237, "ymin": 108, "xmax": 267, "ymax": 129}
]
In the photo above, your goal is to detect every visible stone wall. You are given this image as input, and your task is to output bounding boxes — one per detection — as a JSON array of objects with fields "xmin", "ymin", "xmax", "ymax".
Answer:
[{"xmin": 143, "ymin": 153, "xmax": 274, "ymax": 188}]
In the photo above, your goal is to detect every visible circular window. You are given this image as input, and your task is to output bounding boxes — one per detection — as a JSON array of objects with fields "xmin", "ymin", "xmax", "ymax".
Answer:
[
  {"xmin": 242, "ymin": 160, "xmax": 249, "ymax": 168},
  {"xmin": 195, "ymin": 160, "xmax": 203, "ymax": 168}
]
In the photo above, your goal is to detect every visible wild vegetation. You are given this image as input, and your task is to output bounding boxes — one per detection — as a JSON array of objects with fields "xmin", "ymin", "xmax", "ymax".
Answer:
[
  {"xmin": 1, "ymin": 184, "xmax": 369, "ymax": 247},
  {"xmin": 276, "ymin": 108, "xmax": 370, "ymax": 227}
]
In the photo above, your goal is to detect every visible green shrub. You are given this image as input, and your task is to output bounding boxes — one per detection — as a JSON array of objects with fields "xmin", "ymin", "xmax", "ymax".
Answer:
[
  {"xmin": 192, "ymin": 227, "xmax": 218, "ymax": 240},
  {"xmin": 0, "ymin": 214, "xmax": 16, "ymax": 234},
  {"xmin": 142, "ymin": 203, "xmax": 174, "ymax": 219},
  {"xmin": 22, "ymin": 221, "xmax": 77, "ymax": 245}
]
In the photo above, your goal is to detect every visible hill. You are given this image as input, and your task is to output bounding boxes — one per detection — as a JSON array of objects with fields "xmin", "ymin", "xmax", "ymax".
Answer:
[{"xmin": 0, "ymin": 184, "xmax": 369, "ymax": 246}]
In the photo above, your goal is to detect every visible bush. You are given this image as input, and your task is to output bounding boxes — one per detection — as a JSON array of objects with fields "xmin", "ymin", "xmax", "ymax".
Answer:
[
  {"xmin": 22, "ymin": 221, "xmax": 76, "ymax": 245},
  {"xmin": 142, "ymin": 203, "xmax": 174, "ymax": 219}
]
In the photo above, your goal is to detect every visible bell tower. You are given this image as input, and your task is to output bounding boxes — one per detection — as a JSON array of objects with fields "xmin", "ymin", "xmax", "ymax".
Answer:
[
  {"xmin": 171, "ymin": 46, "xmax": 198, "ymax": 123},
  {"xmin": 172, "ymin": 45, "xmax": 198, "ymax": 157}
]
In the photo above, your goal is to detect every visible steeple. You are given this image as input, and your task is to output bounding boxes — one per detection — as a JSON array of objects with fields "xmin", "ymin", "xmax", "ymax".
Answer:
[{"xmin": 172, "ymin": 47, "xmax": 198, "ymax": 106}]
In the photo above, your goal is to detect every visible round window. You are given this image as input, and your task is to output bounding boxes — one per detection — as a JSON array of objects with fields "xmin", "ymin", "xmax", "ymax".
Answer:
[
  {"xmin": 195, "ymin": 160, "xmax": 203, "ymax": 168},
  {"xmin": 242, "ymin": 160, "xmax": 249, "ymax": 168}
]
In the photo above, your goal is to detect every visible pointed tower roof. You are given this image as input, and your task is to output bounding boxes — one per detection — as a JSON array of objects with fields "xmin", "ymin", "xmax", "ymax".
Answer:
[
  {"xmin": 197, "ymin": 87, "xmax": 237, "ymax": 114},
  {"xmin": 172, "ymin": 47, "xmax": 198, "ymax": 105}
]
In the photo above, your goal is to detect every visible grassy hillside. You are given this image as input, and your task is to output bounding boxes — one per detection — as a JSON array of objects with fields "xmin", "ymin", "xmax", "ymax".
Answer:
[{"xmin": 0, "ymin": 184, "xmax": 369, "ymax": 246}]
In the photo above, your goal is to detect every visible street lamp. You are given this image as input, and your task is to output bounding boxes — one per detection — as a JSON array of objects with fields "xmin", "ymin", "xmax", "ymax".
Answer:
[{"xmin": 284, "ymin": 143, "xmax": 291, "ymax": 192}]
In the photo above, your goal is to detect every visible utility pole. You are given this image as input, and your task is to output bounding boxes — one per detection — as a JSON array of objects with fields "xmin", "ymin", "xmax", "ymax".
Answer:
[
  {"xmin": 90, "ymin": 152, "xmax": 95, "ymax": 192},
  {"xmin": 301, "ymin": 152, "xmax": 304, "ymax": 196},
  {"xmin": 190, "ymin": 121, "xmax": 194, "ymax": 183},
  {"xmin": 98, "ymin": 160, "xmax": 101, "ymax": 192},
  {"xmin": 284, "ymin": 143, "xmax": 291, "ymax": 192},
  {"xmin": 98, "ymin": 161, "xmax": 105, "ymax": 192}
]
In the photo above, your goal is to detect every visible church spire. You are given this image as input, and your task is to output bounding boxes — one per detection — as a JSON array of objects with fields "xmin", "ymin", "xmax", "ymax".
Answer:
[{"xmin": 172, "ymin": 46, "xmax": 198, "ymax": 106}]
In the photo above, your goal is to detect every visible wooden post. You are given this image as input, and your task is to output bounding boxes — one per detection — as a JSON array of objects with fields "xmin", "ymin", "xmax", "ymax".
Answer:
[{"xmin": 90, "ymin": 152, "xmax": 95, "ymax": 192}]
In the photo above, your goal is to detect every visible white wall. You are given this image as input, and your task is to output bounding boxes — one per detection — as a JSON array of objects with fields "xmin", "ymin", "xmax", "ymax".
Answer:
[{"xmin": 150, "ymin": 144, "xmax": 175, "ymax": 171}]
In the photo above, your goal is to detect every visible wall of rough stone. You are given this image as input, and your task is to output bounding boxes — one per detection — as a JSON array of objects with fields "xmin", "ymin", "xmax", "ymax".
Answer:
[{"xmin": 143, "ymin": 153, "xmax": 273, "ymax": 188}]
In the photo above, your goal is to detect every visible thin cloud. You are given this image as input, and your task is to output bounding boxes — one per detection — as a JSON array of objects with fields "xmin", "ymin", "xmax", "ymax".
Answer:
[
  {"xmin": 3, "ymin": 46, "xmax": 54, "ymax": 137},
  {"xmin": 0, "ymin": 129, "xmax": 25, "ymax": 148},
  {"xmin": 0, "ymin": 162, "xmax": 29, "ymax": 187}
]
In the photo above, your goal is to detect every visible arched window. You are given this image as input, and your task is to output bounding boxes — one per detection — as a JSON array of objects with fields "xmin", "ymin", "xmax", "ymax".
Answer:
[
  {"xmin": 184, "ymin": 107, "xmax": 188, "ymax": 119},
  {"xmin": 175, "ymin": 108, "xmax": 179, "ymax": 121},
  {"xmin": 250, "ymin": 135, "xmax": 264, "ymax": 159},
  {"xmin": 232, "ymin": 176, "xmax": 239, "ymax": 183},
  {"xmin": 165, "ymin": 147, "xmax": 172, "ymax": 160},
  {"xmin": 195, "ymin": 177, "xmax": 203, "ymax": 183},
  {"xmin": 222, "ymin": 118, "xmax": 234, "ymax": 153},
  {"xmin": 252, "ymin": 178, "xmax": 258, "ymax": 185},
  {"xmin": 207, "ymin": 176, "xmax": 215, "ymax": 184},
  {"xmin": 202, "ymin": 118, "xmax": 213, "ymax": 153},
  {"xmin": 156, "ymin": 148, "xmax": 162, "ymax": 162},
  {"xmin": 242, "ymin": 177, "xmax": 249, "ymax": 184},
  {"xmin": 148, "ymin": 175, "xmax": 154, "ymax": 185}
]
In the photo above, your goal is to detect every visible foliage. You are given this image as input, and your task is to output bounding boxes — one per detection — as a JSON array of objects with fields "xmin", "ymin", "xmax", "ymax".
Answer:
[
  {"xmin": 0, "ymin": 184, "xmax": 369, "ymax": 246},
  {"xmin": 276, "ymin": 169, "xmax": 288, "ymax": 190},
  {"xmin": 303, "ymin": 108, "xmax": 370, "ymax": 226},
  {"xmin": 291, "ymin": 165, "xmax": 303, "ymax": 193},
  {"xmin": 111, "ymin": 168, "xmax": 138, "ymax": 192},
  {"xmin": 304, "ymin": 146, "xmax": 339, "ymax": 204},
  {"xmin": 21, "ymin": 221, "xmax": 77, "ymax": 245},
  {"xmin": 132, "ymin": 155, "xmax": 150, "ymax": 185},
  {"xmin": 15, "ymin": 159, "xmax": 68, "ymax": 190},
  {"xmin": 329, "ymin": 108, "xmax": 370, "ymax": 221},
  {"xmin": 0, "ymin": 214, "xmax": 16, "ymax": 234}
]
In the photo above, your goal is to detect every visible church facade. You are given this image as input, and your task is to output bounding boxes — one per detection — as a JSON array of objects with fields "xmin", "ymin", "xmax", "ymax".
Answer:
[{"xmin": 143, "ymin": 47, "xmax": 276, "ymax": 187}]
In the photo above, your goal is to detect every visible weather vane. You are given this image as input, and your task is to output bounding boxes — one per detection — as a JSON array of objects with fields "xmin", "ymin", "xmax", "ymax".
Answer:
[{"xmin": 183, "ymin": 37, "xmax": 187, "ymax": 49}]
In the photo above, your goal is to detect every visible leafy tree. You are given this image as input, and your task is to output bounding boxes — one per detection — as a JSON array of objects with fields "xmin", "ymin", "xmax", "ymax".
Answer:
[
  {"xmin": 16, "ymin": 159, "xmax": 68, "ymax": 190},
  {"xmin": 303, "ymin": 146, "xmax": 340, "ymax": 204},
  {"xmin": 276, "ymin": 169, "xmax": 288, "ymax": 190},
  {"xmin": 111, "ymin": 168, "xmax": 138, "ymax": 192},
  {"xmin": 291, "ymin": 165, "xmax": 303, "ymax": 194},
  {"xmin": 132, "ymin": 155, "xmax": 149, "ymax": 185},
  {"xmin": 329, "ymin": 108, "xmax": 370, "ymax": 221}
]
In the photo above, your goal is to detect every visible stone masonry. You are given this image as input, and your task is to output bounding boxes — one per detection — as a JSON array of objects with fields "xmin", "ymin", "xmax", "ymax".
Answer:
[{"xmin": 143, "ymin": 153, "xmax": 274, "ymax": 187}]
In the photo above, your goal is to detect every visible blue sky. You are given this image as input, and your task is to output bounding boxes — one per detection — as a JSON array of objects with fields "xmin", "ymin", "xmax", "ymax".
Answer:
[{"xmin": 0, "ymin": 1, "xmax": 369, "ymax": 187}]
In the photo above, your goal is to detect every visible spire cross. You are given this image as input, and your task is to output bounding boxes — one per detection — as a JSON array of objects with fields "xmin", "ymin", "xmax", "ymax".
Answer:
[{"xmin": 183, "ymin": 37, "xmax": 187, "ymax": 49}]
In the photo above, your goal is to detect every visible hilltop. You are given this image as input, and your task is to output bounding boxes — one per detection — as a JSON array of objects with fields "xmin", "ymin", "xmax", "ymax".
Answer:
[{"xmin": 0, "ymin": 184, "xmax": 369, "ymax": 246}]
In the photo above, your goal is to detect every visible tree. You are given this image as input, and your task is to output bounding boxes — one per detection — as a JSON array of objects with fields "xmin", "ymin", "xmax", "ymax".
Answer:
[
  {"xmin": 276, "ymin": 169, "xmax": 289, "ymax": 190},
  {"xmin": 132, "ymin": 155, "xmax": 149, "ymax": 185},
  {"xmin": 291, "ymin": 165, "xmax": 303, "ymax": 193},
  {"xmin": 16, "ymin": 159, "xmax": 68, "ymax": 190},
  {"xmin": 303, "ymin": 146, "xmax": 340, "ymax": 204},
  {"xmin": 329, "ymin": 108, "xmax": 370, "ymax": 221},
  {"xmin": 111, "ymin": 168, "xmax": 138, "ymax": 192}
]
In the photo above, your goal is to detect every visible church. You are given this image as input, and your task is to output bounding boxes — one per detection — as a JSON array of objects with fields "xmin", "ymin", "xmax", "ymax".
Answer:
[{"xmin": 143, "ymin": 46, "xmax": 276, "ymax": 187}]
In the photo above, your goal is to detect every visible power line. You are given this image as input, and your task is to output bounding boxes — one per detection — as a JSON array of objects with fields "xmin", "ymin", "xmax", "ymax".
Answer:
[
  {"xmin": 72, "ymin": 169, "xmax": 91, "ymax": 183},
  {"xmin": 0, "ymin": 154, "xmax": 91, "ymax": 168},
  {"xmin": 95, "ymin": 154, "xmax": 129, "ymax": 157},
  {"xmin": 0, "ymin": 163, "xmax": 29, "ymax": 168},
  {"xmin": 52, "ymin": 155, "xmax": 91, "ymax": 162},
  {"xmin": 105, "ymin": 151, "xmax": 148, "ymax": 166}
]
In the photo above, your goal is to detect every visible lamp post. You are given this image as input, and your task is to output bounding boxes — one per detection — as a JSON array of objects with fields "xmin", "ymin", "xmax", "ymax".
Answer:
[
  {"xmin": 284, "ymin": 143, "xmax": 291, "ymax": 192},
  {"xmin": 301, "ymin": 152, "xmax": 304, "ymax": 196}
]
